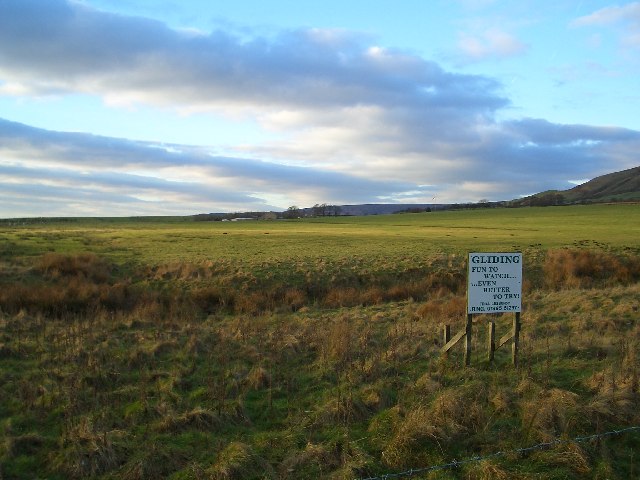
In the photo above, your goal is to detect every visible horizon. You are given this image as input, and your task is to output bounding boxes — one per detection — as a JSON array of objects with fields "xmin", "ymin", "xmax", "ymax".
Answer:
[{"xmin": 1, "ymin": 1, "xmax": 639, "ymax": 217}]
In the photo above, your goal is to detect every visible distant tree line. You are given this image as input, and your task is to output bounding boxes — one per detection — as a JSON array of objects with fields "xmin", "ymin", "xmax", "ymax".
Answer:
[
  {"xmin": 393, "ymin": 207, "xmax": 432, "ymax": 214},
  {"xmin": 193, "ymin": 190, "xmax": 639, "ymax": 222},
  {"xmin": 193, "ymin": 211, "xmax": 279, "ymax": 221},
  {"xmin": 192, "ymin": 204, "xmax": 344, "ymax": 222},
  {"xmin": 311, "ymin": 203, "xmax": 342, "ymax": 217},
  {"xmin": 282, "ymin": 204, "xmax": 343, "ymax": 218}
]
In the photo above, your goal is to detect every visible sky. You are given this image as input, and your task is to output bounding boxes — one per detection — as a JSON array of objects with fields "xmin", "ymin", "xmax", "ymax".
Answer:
[{"xmin": 1, "ymin": 0, "xmax": 639, "ymax": 217}]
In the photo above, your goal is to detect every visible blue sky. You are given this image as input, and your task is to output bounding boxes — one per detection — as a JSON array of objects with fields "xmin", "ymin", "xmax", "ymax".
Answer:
[{"xmin": 1, "ymin": 0, "xmax": 639, "ymax": 217}]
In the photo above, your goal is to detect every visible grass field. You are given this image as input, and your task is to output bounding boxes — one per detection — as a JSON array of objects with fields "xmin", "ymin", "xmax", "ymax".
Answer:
[
  {"xmin": 3, "ymin": 205, "xmax": 639, "ymax": 265},
  {"xmin": 1, "ymin": 204, "xmax": 640, "ymax": 479}
]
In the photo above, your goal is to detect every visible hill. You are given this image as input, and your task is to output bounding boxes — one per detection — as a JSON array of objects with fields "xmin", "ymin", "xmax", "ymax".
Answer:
[
  {"xmin": 307, "ymin": 166, "xmax": 640, "ymax": 214},
  {"xmin": 513, "ymin": 165, "xmax": 640, "ymax": 206},
  {"xmin": 301, "ymin": 203, "xmax": 437, "ymax": 216},
  {"xmin": 190, "ymin": 166, "xmax": 639, "ymax": 220}
]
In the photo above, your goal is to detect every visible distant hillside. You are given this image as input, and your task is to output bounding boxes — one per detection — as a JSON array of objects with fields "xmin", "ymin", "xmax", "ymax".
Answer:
[
  {"xmin": 513, "ymin": 166, "xmax": 640, "ymax": 206},
  {"xmin": 303, "ymin": 203, "xmax": 437, "ymax": 216},
  {"xmin": 195, "ymin": 166, "xmax": 639, "ymax": 221}
]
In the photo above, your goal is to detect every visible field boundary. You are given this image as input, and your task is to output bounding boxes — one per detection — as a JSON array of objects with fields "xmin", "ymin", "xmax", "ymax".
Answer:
[{"xmin": 358, "ymin": 426, "xmax": 640, "ymax": 480}]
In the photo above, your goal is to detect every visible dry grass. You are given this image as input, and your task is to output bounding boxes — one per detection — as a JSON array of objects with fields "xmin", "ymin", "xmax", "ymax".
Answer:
[
  {"xmin": 522, "ymin": 388, "xmax": 582, "ymax": 442},
  {"xmin": 2, "ymin": 248, "xmax": 637, "ymax": 320},
  {"xmin": 51, "ymin": 417, "xmax": 126, "ymax": 479},
  {"xmin": 37, "ymin": 252, "xmax": 112, "ymax": 282},
  {"xmin": 155, "ymin": 407, "xmax": 223, "ymax": 433},
  {"xmin": 429, "ymin": 383, "xmax": 489, "ymax": 440},
  {"xmin": 2, "ymin": 246, "xmax": 640, "ymax": 479},
  {"xmin": 464, "ymin": 460, "xmax": 514, "ymax": 480},
  {"xmin": 380, "ymin": 406, "xmax": 440, "ymax": 469},
  {"xmin": 543, "ymin": 249, "xmax": 640, "ymax": 289},
  {"xmin": 532, "ymin": 442, "xmax": 592, "ymax": 476},
  {"xmin": 206, "ymin": 442, "xmax": 275, "ymax": 480}
]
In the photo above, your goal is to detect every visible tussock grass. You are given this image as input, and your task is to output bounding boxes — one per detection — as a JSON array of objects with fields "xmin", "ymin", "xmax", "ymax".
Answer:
[
  {"xmin": 207, "ymin": 441, "xmax": 276, "ymax": 480},
  {"xmin": 51, "ymin": 417, "xmax": 127, "ymax": 479}
]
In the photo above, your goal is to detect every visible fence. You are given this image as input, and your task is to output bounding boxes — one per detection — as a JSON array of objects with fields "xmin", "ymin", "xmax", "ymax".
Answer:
[
  {"xmin": 442, "ymin": 312, "xmax": 521, "ymax": 366},
  {"xmin": 358, "ymin": 425, "xmax": 640, "ymax": 480}
]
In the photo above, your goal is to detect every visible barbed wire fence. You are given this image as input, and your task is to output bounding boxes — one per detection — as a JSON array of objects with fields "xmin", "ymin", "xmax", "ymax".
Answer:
[{"xmin": 358, "ymin": 425, "xmax": 640, "ymax": 480}]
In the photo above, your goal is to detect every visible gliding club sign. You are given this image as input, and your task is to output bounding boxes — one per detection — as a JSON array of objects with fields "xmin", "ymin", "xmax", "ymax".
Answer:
[{"xmin": 467, "ymin": 252, "xmax": 522, "ymax": 314}]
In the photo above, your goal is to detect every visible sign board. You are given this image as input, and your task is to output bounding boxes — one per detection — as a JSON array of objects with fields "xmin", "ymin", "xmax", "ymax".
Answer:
[{"xmin": 468, "ymin": 252, "xmax": 522, "ymax": 314}]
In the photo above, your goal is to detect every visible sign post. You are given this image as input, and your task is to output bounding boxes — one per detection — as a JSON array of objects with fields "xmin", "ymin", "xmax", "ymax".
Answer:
[
  {"xmin": 441, "ymin": 252, "xmax": 523, "ymax": 366},
  {"xmin": 468, "ymin": 252, "xmax": 522, "ymax": 365}
]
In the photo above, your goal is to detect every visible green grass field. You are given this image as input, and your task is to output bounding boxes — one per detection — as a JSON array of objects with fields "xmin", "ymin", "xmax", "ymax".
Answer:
[
  {"xmin": 3, "ymin": 204, "xmax": 638, "ymax": 269},
  {"xmin": 1, "ymin": 204, "xmax": 640, "ymax": 479}
]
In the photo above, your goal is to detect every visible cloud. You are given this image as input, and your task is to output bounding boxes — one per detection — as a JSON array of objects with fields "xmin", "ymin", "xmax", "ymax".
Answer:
[
  {"xmin": 0, "ymin": 118, "xmax": 427, "ymax": 216},
  {"xmin": 0, "ymin": 1, "xmax": 638, "ymax": 217},
  {"xmin": 572, "ymin": 2, "xmax": 640, "ymax": 27},
  {"xmin": 3, "ymin": 111, "xmax": 639, "ymax": 217},
  {"xmin": 572, "ymin": 2, "xmax": 640, "ymax": 49},
  {"xmin": 0, "ymin": 0, "xmax": 506, "ymax": 113},
  {"xmin": 457, "ymin": 29, "xmax": 528, "ymax": 62}
]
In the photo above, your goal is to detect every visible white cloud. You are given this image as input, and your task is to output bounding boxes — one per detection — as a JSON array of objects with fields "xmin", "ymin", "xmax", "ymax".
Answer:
[
  {"xmin": 457, "ymin": 29, "xmax": 528, "ymax": 61},
  {"xmin": 572, "ymin": 2, "xmax": 640, "ymax": 26},
  {"xmin": 572, "ymin": 2, "xmax": 640, "ymax": 49}
]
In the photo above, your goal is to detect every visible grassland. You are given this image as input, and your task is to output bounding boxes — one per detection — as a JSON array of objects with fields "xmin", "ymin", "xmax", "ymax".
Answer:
[
  {"xmin": 1, "ymin": 204, "xmax": 640, "ymax": 479},
  {"xmin": 3, "ymin": 204, "xmax": 639, "ymax": 264}
]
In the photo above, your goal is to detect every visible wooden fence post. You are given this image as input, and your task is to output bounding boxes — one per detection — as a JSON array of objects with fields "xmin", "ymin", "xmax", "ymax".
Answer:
[
  {"xmin": 464, "ymin": 314, "xmax": 473, "ymax": 366},
  {"xmin": 512, "ymin": 312, "xmax": 521, "ymax": 366},
  {"xmin": 443, "ymin": 324, "xmax": 451, "ymax": 345},
  {"xmin": 443, "ymin": 325, "xmax": 451, "ymax": 357},
  {"xmin": 488, "ymin": 321, "xmax": 495, "ymax": 362}
]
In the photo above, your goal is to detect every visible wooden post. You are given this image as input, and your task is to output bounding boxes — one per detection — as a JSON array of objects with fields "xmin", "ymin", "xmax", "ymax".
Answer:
[
  {"xmin": 443, "ymin": 324, "xmax": 451, "ymax": 358},
  {"xmin": 464, "ymin": 314, "xmax": 473, "ymax": 366},
  {"xmin": 442, "ymin": 329, "xmax": 466, "ymax": 354},
  {"xmin": 488, "ymin": 321, "xmax": 495, "ymax": 362},
  {"xmin": 512, "ymin": 312, "xmax": 521, "ymax": 366}
]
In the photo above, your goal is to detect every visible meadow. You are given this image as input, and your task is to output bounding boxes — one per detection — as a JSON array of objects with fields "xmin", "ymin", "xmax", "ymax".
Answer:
[{"xmin": 1, "ymin": 204, "xmax": 640, "ymax": 479}]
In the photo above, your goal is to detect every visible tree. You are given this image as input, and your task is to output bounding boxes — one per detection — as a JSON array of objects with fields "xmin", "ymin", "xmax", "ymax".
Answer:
[
  {"xmin": 284, "ymin": 206, "xmax": 301, "ymax": 219},
  {"xmin": 325, "ymin": 204, "xmax": 341, "ymax": 216},
  {"xmin": 310, "ymin": 203, "xmax": 341, "ymax": 217},
  {"xmin": 312, "ymin": 203, "xmax": 326, "ymax": 217}
]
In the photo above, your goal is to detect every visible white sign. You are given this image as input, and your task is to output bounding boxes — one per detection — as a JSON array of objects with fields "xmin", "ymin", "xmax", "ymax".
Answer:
[{"xmin": 468, "ymin": 252, "xmax": 522, "ymax": 314}]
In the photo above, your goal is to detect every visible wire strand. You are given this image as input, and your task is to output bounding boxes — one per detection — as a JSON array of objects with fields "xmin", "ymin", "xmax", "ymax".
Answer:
[{"xmin": 358, "ymin": 425, "xmax": 640, "ymax": 480}]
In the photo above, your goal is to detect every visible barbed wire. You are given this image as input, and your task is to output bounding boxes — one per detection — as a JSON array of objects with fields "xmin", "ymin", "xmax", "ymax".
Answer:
[{"xmin": 358, "ymin": 425, "xmax": 640, "ymax": 480}]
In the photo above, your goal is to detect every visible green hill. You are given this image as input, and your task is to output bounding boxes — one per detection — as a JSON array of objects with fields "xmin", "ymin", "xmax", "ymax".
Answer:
[{"xmin": 514, "ymin": 165, "xmax": 640, "ymax": 206}]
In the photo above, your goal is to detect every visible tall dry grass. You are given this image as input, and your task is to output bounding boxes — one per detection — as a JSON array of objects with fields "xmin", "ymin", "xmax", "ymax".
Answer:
[
  {"xmin": 4, "ymin": 249, "xmax": 639, "ymax": 320},
  {"xmin": 543, "ymin": 249, "xmax": 640, "ymax": 289}
]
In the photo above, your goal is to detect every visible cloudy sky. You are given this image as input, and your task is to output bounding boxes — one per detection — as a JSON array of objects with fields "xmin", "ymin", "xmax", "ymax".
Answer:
[{"xmin": 1, "ymin": 0, "xmax": 639, "ymax": 217}]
